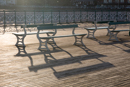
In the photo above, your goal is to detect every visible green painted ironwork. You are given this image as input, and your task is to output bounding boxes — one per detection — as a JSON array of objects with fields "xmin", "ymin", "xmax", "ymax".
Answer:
[{"xmin": 1, "ymin": 10, "xmax": 130, "ymax": 34}]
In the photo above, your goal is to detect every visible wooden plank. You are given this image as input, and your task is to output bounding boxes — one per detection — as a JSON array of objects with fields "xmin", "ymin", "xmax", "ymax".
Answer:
[
  {"xmin": 40, "ymin": 33, "xmax": 86, "ymax": 39},
  {"xmin": 92, "ymin": 21, "xmax": 115, "ymax": 24},
  {"xmin": 21, "ymin": 24, "xmax": 54, "ymax": 28},
  {"xmin": 85, "ymin": 26, "xmax": 109, "ymax": 30},
  {"xmin": 109, "ymin": 21, "xmax": 130, "ymax": 25},
  {"xmin": 12, "ymin": 31, "xmax": 54, "ymax": 36},
  {"xmin": 111, "ymin": 29, "xmax": 130, "ymax": 32},
  {"xmin": 37, "ymin": 24, "xmax": 78, "ymax": 30}
]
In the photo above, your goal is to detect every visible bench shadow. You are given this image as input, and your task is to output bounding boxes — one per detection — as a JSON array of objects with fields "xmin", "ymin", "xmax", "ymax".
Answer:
[
  {"xmin": 14, "ymin": 43, "xmax": 114, "ymax": 79},
  {"xmin": 90, "ymin": 38, "xmax": 130, "ymax": 53},
  {"xmin": 123, "ymin": 44, "xmax": 130, "ymax": 53},
  {"xmin": 54, "ymin": 62, "xmax": 114, "ymax": 79},
  {"xmin": 90, "ymin": 38, "xmax": 129, "ymax": 45}
]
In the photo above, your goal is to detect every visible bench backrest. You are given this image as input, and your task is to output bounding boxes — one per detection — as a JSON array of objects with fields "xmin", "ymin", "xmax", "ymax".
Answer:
[
  {"xmin": 93, "ymin": 21, "xmax": 115, "ymax": 24},
  {"xmin": 20, "ymin": 24, "xmax": 54, "ymax": 35},
  {"xmin": 37, "ymin": 24, "xmax": 78, "ymax": 30},
  {"xmin": 21, "ymin": 24, "xmax": 54, "ymax": 28},
  {"xmin": 109, "ymin": 21, "xmax": 130, "ymax": 25}
]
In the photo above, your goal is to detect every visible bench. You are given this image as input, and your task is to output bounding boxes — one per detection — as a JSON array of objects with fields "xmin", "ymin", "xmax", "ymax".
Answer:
[
  {"xmin": 108, "ymin": 21, "xmax": 130, "ymax": 41},
  {"xmin": 84, "ymin": 21, "xmax": 116, "ymax": 38},
  {"xmin": 12, "ymin": 24, "xmax": 54, "ymax": 46},
  {"xmin": 37, "ymin": 24, "xmax": 87, "ymax": 51}
]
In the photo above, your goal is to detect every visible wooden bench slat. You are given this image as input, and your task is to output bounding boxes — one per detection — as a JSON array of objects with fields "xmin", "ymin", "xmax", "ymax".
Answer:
[
  {"xmin": 21, "ymin": 24, "xmax": 54, "ymax": 28},
  {"xmin": 85, "ymin": 26, "xmax": 109, "ymax": 30},
  {"xmin": 37, "ymin": 25, "xmax": 78, "ymax": 30},
  {"xmin": 12, "ymin": 31, "xmax": 54, "ymax": 35},
  {"xmin": 40, "ymin": 34, "xmax": 86, "ymax": 39},
  {"xmin": 92, "ymin": 21, "xmax": 115, "ymax": 24},
  {"xmin": 111, "ymin": 29, "xmax": 130, "ymax": 32},
  {"xmin": 109, "ymin": 21, "xmax": 130, "ymax": 25}
]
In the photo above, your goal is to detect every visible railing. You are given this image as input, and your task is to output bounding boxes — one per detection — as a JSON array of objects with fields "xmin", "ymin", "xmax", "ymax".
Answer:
[{"xmin": 0, "ymin": 10, "xmax": 130, "ymax": 33}]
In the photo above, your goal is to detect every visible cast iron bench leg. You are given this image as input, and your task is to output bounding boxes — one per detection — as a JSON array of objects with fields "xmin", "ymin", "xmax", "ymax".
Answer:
[
  {"xmin": 74, "ymin": 35, "xmax": 85, "ymax": 46},
  {"xmin": 106, "ymin": 28, "xmax": 116, "ymax": 36},
  {"xmin": 47, "ymin": 33, "xmax": 56, "ymax": 44},
  {"xmin": 15, "ymin": 35, "xmax": 26, "ymax": 46},
  {"xmin": 109, "ymin": 31, "xmax": 120, "ymax": 41},
  {"xmin": 38, "ymin": 39, "xmax": 50, "ymax": 51},
  {"xmin": 86, "ymin": 30, "xmax": 96, "ymax": 38}
]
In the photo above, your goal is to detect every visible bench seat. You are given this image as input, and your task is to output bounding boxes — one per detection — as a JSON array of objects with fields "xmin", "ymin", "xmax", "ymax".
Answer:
[
  {"xmin": 40, "ymin": 34, "xmax": 86, "ymax": 39},
  {"xmin": 12, "ymin": 31, "xmax": 54, "ymax": 36},
  {"xmin": 85, "ymin": 26, "xmax": 109, "ymax": 30},
  {"xmin": 13, "ymin": 24, "xmax": 54, "ymax": 46},
  {"xmin": 85, "ymin": 21, "xmax": 116, "ymax": 38},
  {"xmin": 111, "ymin": 29, "xmax": 130, "ymax": 32},
  {"xmin": 109, "ymin": 29, "xmax": 130, "ymax": 41},
  {"xmin": 108, "ymin": 21, "xmax": 130, "ymax": 41},
  {"xmin": 37, "ymin": 24, "xmax": 87, "ymax": 51}
]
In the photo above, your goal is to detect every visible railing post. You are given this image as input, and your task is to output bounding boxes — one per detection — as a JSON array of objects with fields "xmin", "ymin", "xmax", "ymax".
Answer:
[
  {"xmin": 59, "ymin": 10, "xmax": 60, "ymax": 24},
  {"xmin": 80, "ymin": 10, "xmax": 82, "ymax": 23},
  {"xmin": 34, "ymin": 10, "xmax": 35, "ymax": 24},
  {"xmin": 95, "ymin": 10, "xmax": 96, "ymax": 21},
  {"xmin": 116, "ymin": 10, "xmax": 118, "ymax": 22},
  {"xmin": 101, "ymin": 10, "xmax": 103, "ymax": 21},
  {"xmin": 108, "ymin": 10, "xmax": 110, "ymax": 21},
  {"xmin": 129, "ymin": 24, "xmax": 130, "ymax": 36},
  {"xmin": 43, "ymin": 10, "xmax": 44, "ymax": 24},
  {"xmin": 73, "ymin": 10, "xmax": 75, "ymax": 23},
  {"xmin": 51, "ymin": 10, "xmax": 52, "ymax": 23},
  {"xmin": 86, "ymin": 10, "xmax": 88, "ymax": 22},
  {"xmin": 3, "ymin": 10, "xmax": 6, "ymax": 34},
  {"xmin": 14, "ymin": 10, "xmax": 16, "ymax": 26},
  {"xmin": 66, "ymin": 10, "xmax": 68, "ymax": 23},
  {"xmin": 24, "ymin": 10, "xmax": 26, "ymax": 25},
  {"xmin": 125, "ymin": 10, "xmax": 127, "ymax": 21}
]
